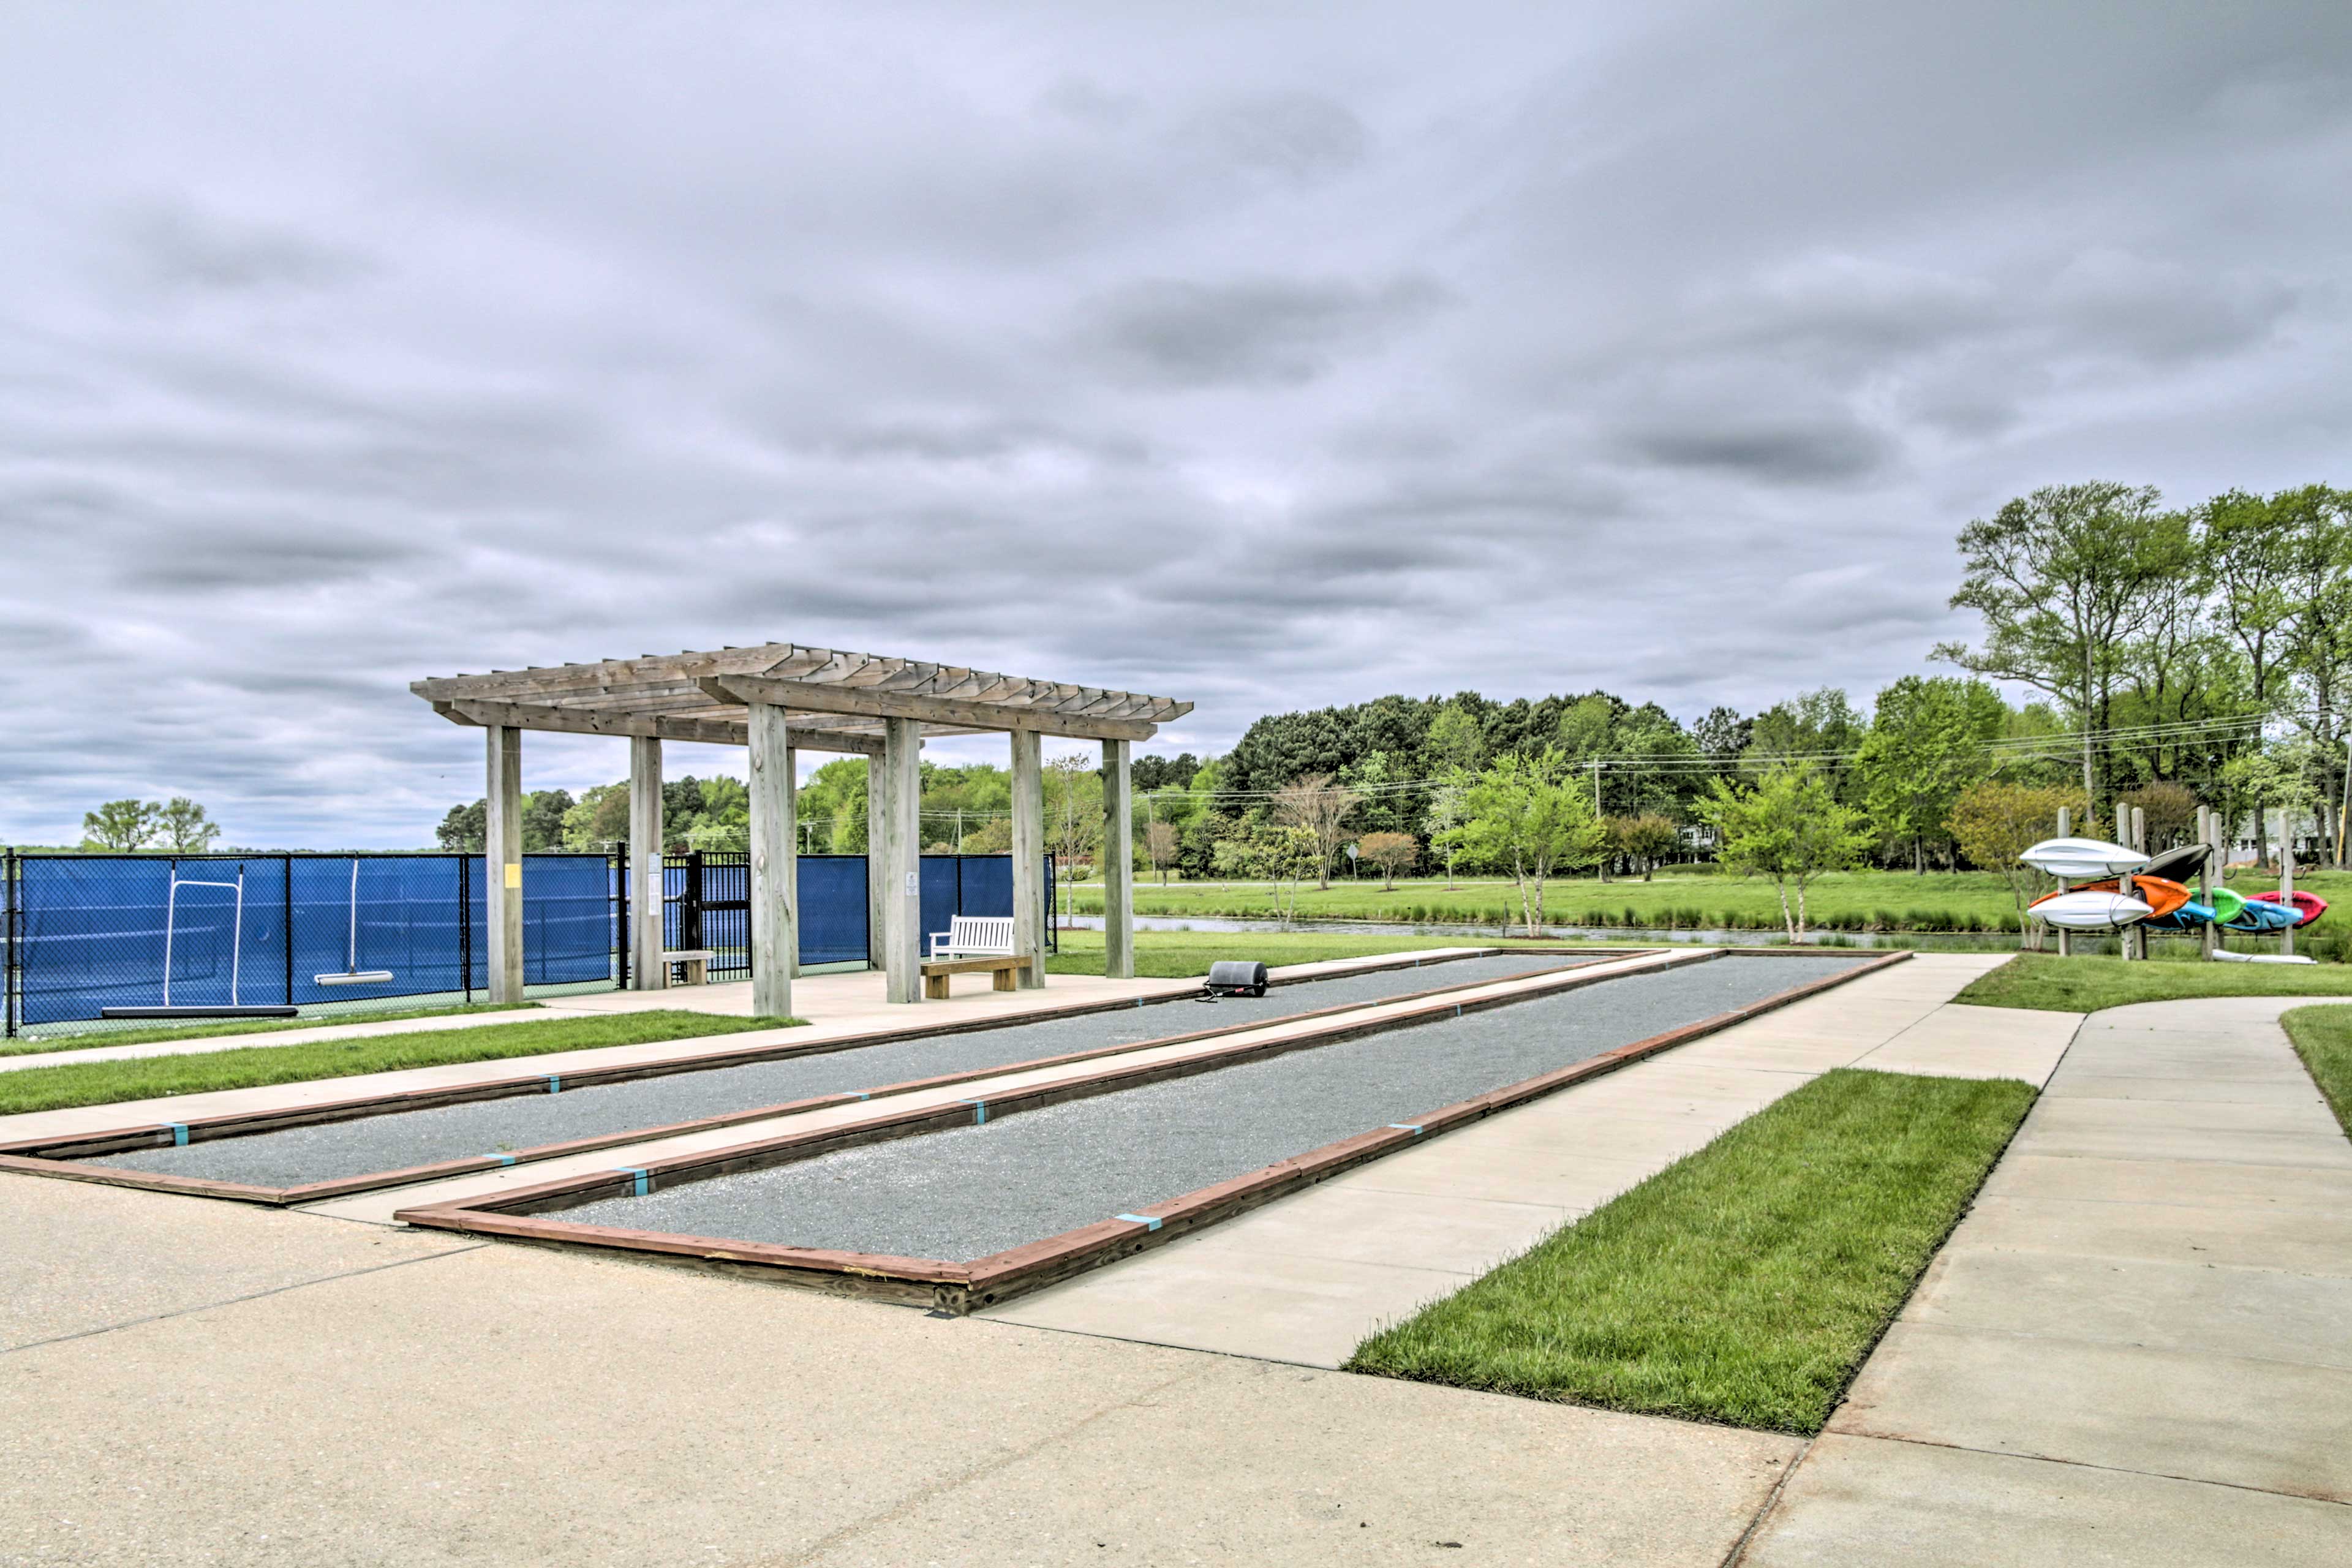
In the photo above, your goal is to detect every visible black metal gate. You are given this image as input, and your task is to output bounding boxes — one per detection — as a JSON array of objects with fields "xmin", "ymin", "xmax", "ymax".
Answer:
[{"xmin": 665, "ymin": 850, "xmax": 750, "ymax": 981}]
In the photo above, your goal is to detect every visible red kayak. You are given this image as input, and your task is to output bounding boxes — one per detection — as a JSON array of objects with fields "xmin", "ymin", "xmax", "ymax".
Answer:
[{"xmin": 2251, "ymin": 890, "xmax": 2328, "ymax": 928}]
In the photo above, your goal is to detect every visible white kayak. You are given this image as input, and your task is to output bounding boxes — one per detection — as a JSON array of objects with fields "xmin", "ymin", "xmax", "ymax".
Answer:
[
  {"xmin": 2019, "ymin": 837, "xmax": 2150, "ymax": 879},
  {"xmin": 2033, "ymin": 891, "xmax": 2154, "ymax": 930},
  {"xmin": 2210, "ymin": 949, "xmax": 2317, "ymax": 965}
]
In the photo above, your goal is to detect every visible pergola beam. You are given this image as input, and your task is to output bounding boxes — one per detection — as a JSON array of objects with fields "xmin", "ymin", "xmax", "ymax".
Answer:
[
  {"xmin": 699, "ymin": 675, "xmax": 1161, "ymax": 743},
  {"xmin": 437, "ymin": 698, "xmax": 884, "ymax": 756}
]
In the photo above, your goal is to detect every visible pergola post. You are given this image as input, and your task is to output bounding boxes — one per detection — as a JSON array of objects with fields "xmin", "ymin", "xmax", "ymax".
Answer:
[
  {"xmin": 881, "ymin": 716, "xmax": 923, "ymax": 1002},
  {"xmin": 1009, "ymin": 730, "xmax": 1046, "ymax": 989},
  {"xmin": 483, "ymin": 725, "xmax": 524, "ymax": 1004},
  {"xmin": 747, "ymin": 701, "xmax": 794, "ymax": 1017},
  {"xmin": 1101, "ymin": 739, "xmax": 1134, "ymax": 979},
  {"xmin": 865, "ymin": 755, "xmax": 889, "ymax": 968},
  {"xmin": 630, "ymin": 736, "xmax": 666, "ymax": 990}
]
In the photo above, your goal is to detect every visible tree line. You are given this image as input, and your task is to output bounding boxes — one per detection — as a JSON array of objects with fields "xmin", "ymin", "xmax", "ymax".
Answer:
[{"xmin": 415, "ymin": 478, "xmax": 2348, "ymax": 906}]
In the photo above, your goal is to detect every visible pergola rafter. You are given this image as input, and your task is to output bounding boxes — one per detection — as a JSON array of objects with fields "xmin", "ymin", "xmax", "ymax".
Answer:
[{"xmin": 415, "ymin": 642, "xmax": 1188, "ymax": 1017}]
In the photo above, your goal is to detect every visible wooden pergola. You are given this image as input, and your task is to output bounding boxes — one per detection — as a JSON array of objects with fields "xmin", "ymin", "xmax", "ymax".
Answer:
[{"xmin": 413, "ymin": 643, "xmax": 1193, "ymax": 1016}]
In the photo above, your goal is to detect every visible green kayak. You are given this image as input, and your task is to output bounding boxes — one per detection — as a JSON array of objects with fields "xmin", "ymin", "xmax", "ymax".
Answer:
[{"xmin": 2208, "ymin": 886, "xmax": 2247, "ymax": 924}]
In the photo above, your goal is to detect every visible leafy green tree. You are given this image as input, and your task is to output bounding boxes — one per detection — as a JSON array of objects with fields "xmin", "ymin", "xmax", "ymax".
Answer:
[
  {"xmin": 520, "ymin": 789, "xmax": 573, "ymax": 851},
  {"xmin": 1272, "ymin": 772, "xmax": 1362, "ymax": 889},
  {"xmin": 1455, "ymin": 748, "xmax": 1608, "ymax": 936},
  {"xmin": 1699, "ymin": 765, "xmax": 1872, "ymax": 940},
  {"xmin": 1211, "ymin": 823, "xmax": 1321, "ymax": 927},
  {"xmin": 1423, "ymin": 703, "xmax": 1488, "ymax": 775},
  {"xmin": 83, "ymin": 799, "xmax": 159, "ymax": 851},
  {"xmin": 1422, "ymin": 771, "xmax": 1471, "ymax": 888},
  {"xmin": 560, "ymin": 783, "xmax": 630, "ymax": 850},
  {"xmin": 1357, "ymin": 830, "xmax": 1419, "ymax": 889},
  {"xmin": 1606, "ymin": 813, "xmax": 1680, "ymax": 880},
  {"xmin": 155, "ymin": 797, "xmax": 221, "ymax": 853},
  {"xmin": 1936, "ymin": 482, "xmax": 2190, "ymax": 805},
  {"xmin": 1950, "ymin": 780, "xmax": 2087, "ymax": 947},
  {"xmin": 434, "ymin": 799, "xmax": 486, "ymax": 853},
  {"xmin": 1856, "ymin": 676, "xmax": 2002, "ymax": 872}
]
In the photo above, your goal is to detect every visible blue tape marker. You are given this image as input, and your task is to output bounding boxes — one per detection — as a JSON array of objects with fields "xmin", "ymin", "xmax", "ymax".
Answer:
[
  {"xmin": 1389, "ymin": 1123, "xmax": 1423, "ymax": 1135},
  {"xmin": 619, "ymin": 1166, "xmax": 650, "ymax": 1196},
  {"xmin": 1115, "ymin": 1213, "xmax": 1163, "ymax": 1231},
  {"xmin": 486, "ymin": 1153, "xmax": 518, "ymax": 1167},
  {"xmin": 960, "ymin": 1099, "xmax": 988, "ymax": 1124},
  {"xmin": 1454, "ymin": 1003, "xmax": 1463, "ymax": 1018},
  {"xmin": 545, "ymin": 1075, "xmax": 562, "ymax": 1093},
  {"xmin": 165, "ymin": 1123, "xmax": 189, "ymax": 1147},
  {"xmin": 855, "ymin": 1092, "xmax": 870, "ymax": 1101}
]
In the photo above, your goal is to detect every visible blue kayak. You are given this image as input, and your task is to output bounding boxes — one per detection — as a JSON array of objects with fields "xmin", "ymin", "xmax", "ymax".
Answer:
[
  {"xmin": 2225, "ymin": 897, "xmax": 2300, "ymax": 932},
  {"xmin": 2147, "ymin": 900, "xmax": 2217, "ymax": 930}
]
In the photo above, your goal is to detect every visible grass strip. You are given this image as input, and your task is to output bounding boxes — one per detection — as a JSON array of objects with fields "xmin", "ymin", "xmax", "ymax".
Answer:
[
  {"xmin": 2283, "ymin": 1005, "xmax": 2352, "ymax": 1140},
  {"xmin": 0, "ymin": 1002, "xmax": 537, "ymax": 1058},
  {"xmin": 0, "ymin": 1011, "xmax": 804, "ymax": 1117},
  {"xmin": 1346, "ymin": 1068, "xmax": 2034, "ymax": 1434},
  {"xmin": 1041, "ymin": 927, "xmax": 1600, "ymax": 979},
  {"xmin": 1956, "ymin": 953, "xmax": 2352, "ymax": 1013}
]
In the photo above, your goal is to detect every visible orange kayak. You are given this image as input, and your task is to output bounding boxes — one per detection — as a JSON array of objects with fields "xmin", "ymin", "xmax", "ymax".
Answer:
[{"xmin": 2035, "ymin": 875, "xmax": 2190, "ymax": 919}]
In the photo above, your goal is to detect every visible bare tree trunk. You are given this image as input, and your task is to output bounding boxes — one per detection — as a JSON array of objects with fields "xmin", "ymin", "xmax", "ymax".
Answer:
[{"xmin": 1774, "ymin": 878, "xmax": 1798, "ymax": 941}]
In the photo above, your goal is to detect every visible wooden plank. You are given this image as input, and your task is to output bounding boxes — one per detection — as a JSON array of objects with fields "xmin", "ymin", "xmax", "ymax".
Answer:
[
  {"xmin": 484, "ymin": 725, "xmax": 524, "ymax": 1005},
  {"xmin": 439, "ymin": 696, "xmax": 884, "ymax": 755},
  {"xmin": 701, "ymin": 674, "xmax": 1168, "ymax": 742},
  {"xmin": 747, "ymin": 701, "xmax": 794, "ymax": 1019},
  {"xmin": 630, "ymin": 736, "xmax": 666, "ymax": 993},
  {"xmin": 1009, "ymin": 730, "xmax": 1046, "ymax": 990},
  {"xmin": 1102, "ymin": 738, "xmax": 1133, "ymax": 980},
  {"xmin": 881, "ymin": 717, "xmax": 923, "ymax": 1003}
]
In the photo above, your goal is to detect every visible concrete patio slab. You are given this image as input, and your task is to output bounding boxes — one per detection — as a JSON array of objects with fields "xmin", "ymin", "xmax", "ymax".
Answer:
[
  {"xmin": 1905, "ymin": 1245, "xmax": 2352, "ymax": 1366},
  {"xmin": 1830, "ymin": 1319, "xmax": 2352, "ymax": 1502},
  {"xmin": 1740, "ymin": 1433, "xmax": 2352, "ymax": 1567},
  {"xmin": 1976, "ymin": 1152, "xmax": 2352, "ymax": 1211},
  {"xmin": 1753, "ymin": 992, "xmax": 2352, "ymax": 1560},
  {"xmin": 0, "ymin": 1173, "xmax": 473, "ymax": 1353},
  {"xmin": 1848, "ymin": 1003, "xmax": 2078, "ymax": 1085}
]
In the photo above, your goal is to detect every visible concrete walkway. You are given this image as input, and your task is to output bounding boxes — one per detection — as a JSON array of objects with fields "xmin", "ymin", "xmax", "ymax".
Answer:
[
  {"xmin": 0, "ymin": 1174, "xmax": 1802, "ymax": 1567},
  {"xmin": 1741, "ymin": 995, "xmax": 2352, "ymax": 1566},
  {"xmin": 983, "ymin": 954, "xmax": 2078, "ymax": 1366}
]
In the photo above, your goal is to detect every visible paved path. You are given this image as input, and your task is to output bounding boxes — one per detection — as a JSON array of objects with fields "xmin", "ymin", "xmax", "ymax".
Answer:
[
  {"xmin": 0, "ymin": 951, "xmax": 1513, "ymax": 1145},
  {"xmin": 1741, "ymin": 995, "xmax": 2352, "ymax": 1566},
  {"xmin": 984, "ymin": 954, "xmax": 2077, "ymax": 1366},
  {"xmin": 0, "ymin": 1174, "xmax": 1801, "ymax": 1567}
]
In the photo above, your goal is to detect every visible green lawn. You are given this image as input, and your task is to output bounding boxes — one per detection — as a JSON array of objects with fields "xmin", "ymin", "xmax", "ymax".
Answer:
[
  {"xmin": 2282, "ymin": 1005, "xmax": 2352, "ymax": 1140},
  {"xmin": 0, "ymin": 1011, "xmax": 802, "ymax": 1118},
  {"xmin": 1040, "ymin": 927, "xmax": 1599, "ymax": 979},
  {"xmin": 1956, "ymin": 953, "xmax": 2352, "ymax": 1013},
  {"xmin": 1346, "ymin": 1069, "xmax": 2034, "ymax": 1433},
  {"xmin": 1, "ymin": 1001, "xmax": 537, "ymax": 1058},
  {"xmin": 1068, "ymin": 867, "xmax": 2352, "ymax": 942}
]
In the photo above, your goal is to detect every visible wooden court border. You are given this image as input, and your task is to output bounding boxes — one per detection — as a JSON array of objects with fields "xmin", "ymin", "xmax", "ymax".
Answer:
[
  {"xmin": 0, "ymin": 947, "xmax": 1663, "ymax": 1204},
  {"xmin": 393, "ymin": 951, "xmax": 1912, "ymax": 1311}
]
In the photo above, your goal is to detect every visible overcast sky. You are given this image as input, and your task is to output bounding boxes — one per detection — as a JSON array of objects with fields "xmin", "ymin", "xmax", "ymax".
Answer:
[{"xmin": 4, "ymin": 1, "xmax": 2348, "ymax": 846}]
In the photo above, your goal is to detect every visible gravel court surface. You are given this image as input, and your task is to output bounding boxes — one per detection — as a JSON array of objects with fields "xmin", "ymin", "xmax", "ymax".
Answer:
[
  {"xmin": 92, "ymin": 953, "xmax": 1612, "ymax": 1188},
  {"xmin": 562, "ymin": 954, "xmax": 1872, "ymax": 1261}
]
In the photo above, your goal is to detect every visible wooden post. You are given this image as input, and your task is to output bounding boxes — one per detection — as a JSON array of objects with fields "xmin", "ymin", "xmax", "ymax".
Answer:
[
  {"xmin": 2114, "ymin": 802, "xmax": 2135, "ymax": 961},
  {"xmin": 865, "ymin": 757, "xmax": 888, "ymax": 969},
  {"xmin": 1009, "ymin": 729, "xmax": 1046, "ymax": 989},
  {"xmin": 2130, "ymin": 805, "xmax": 2149, "ymax": 960},
  {"xmin": 2282, "ymin": 817, "xmax": 2296, "ymax": 960},
  {"xmin": 483, "ymin": 725, "xmax": 524, "ymax": 1004},
  {"xmin": 1102, "ymin": 739, "xmax": 1134, "ymax": 980},
  {"xmin": 881, "ymin": 717, "xmax": 923, "ymax": 1003},
  {"xmin": 747, "ymin": 702, "xmax": 794, "ymax": 1018},
  {"xmin": 630, "ymin": 735, "xmax": 666, "ymax": 990},
  {"xmin": 2054, "ymin": 807, "xmax": 2071, "ymax": 959},
  {"xmin": 2196, "ymin": 805, "xmax": 2217, "ymax": 961}
]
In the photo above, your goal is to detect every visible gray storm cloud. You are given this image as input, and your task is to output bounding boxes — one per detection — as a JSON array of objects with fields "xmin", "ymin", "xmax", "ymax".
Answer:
[{"xmin": 1, "ymin": 0, "xmax": 2348, "ymax": 845}]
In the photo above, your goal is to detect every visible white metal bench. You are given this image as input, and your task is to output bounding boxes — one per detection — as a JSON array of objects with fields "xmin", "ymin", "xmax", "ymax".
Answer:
[
  {"xmin": 664, "ymin": 948, "xmax": 715, "ymax": 986},
  {"xmin": 920, "ymin": 916, "xmax": 1025, "ymax": 998}
]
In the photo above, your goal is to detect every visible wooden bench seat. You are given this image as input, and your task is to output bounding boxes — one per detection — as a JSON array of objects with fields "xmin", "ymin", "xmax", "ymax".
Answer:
[
  {"xmin": 664, "ymin": 948, "xmax": 715, "ymax": 986},
  {"xmin": 918, "ymin": 952, "xmax": 1028, "ymax": 999}
]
